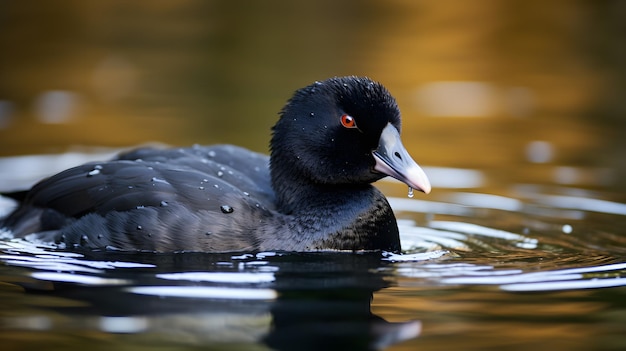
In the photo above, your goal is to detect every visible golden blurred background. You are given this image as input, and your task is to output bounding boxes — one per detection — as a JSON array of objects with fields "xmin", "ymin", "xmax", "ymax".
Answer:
[{"xmin": 0, "ymin": 0, "xmax": 624, "ymax": 193}]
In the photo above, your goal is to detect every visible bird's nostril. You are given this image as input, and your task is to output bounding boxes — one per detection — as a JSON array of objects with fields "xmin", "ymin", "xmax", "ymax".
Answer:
[{"xmin": 394, "ymin": 152, "xmax": 402, "ymax": 160}]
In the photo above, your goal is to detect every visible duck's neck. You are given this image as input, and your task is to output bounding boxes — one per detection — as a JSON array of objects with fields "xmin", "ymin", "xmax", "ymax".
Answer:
[
  {"xmin": 270, "ymin": 165, "xmax": 401, "ymax": 252},
  {"xmin": 270, "ymin": 164, "xmax": 350, "ymax": 214}
]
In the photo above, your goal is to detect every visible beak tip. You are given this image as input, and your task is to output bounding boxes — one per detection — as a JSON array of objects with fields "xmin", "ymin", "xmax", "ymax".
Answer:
[
  {"xmin": 412, "ymin": 177, "xmax": 431, "ymax": 195},
  {"xmin": 405, "ymin": 164, "xmax": 431, "ymax": 196}
]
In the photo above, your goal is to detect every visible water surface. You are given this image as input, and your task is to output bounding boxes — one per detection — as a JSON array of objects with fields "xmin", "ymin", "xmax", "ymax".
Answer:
[{"xmin": 1, "ymin": 163, "xmax": 625, "ymax": 350}]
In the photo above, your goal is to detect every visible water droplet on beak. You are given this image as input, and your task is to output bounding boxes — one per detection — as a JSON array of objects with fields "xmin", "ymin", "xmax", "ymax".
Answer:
[
  {"xmin": 220, "ymin": 205, "xmax": 234, "ymax": 214},
  {"xmin": 407, "ymin": 186, "xmax": 414, "ymax": 198}
]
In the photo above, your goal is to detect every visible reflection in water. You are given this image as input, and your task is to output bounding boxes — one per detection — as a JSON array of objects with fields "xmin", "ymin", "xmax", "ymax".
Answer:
[
  {"xmin": 436, "ymin": 192, "xmax": 523, "ymax": 211},
  {"xmin": 552, "ymin": 166, "xmax": 615, "ymax": 187},
  {"xmin": 98, "ymin": 316, "xmax": 148, "ymax": 334},
  {"xmin": 530, "ymin": 194, "xmax": 626, "ymax": 216},
  {"xmin": 127, "ymin": 286, "xmax": 278, "ymax": 300},
  {"xmin": 498, "ymin": 263, "xmax": 626, "ymax": 292},
  {"xmin": 0, "ymin": 240, "xmax": 422, "ymax": 350}
]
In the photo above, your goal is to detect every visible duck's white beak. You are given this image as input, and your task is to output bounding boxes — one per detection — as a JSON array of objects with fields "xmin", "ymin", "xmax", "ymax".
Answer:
[{"xmin": 372, "ymin": 123, "xmax": 431, "ymax": 194}]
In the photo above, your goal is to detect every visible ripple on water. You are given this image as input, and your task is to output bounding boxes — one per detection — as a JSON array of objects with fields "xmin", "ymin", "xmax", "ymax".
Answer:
[
  {"xmin": 0, "ymin": 239, "xmax": 156, "ymax": 277},
  {"xmin": 156, "ymin": 272, "xmax": 275, "ymax": 283},
  {"xmin": 441, "ymin": 262, "xmax": 626, "ymax": 292},
  {"xmin": 391, "ymin": 186, "xmax": 626, "ymax": 292},
  {"xmin": 126, "ymin": 286, "xmax": 278, "ymax": 300}
]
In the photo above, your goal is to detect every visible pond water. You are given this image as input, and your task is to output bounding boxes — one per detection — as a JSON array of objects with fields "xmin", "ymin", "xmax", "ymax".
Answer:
[
  {"xmin": 1, "ymin": 160, "xmax": 625, "ymax": 351},
  {"xmin": 1, "ymin": 1, "xmax": 626, "ymax": 350}
]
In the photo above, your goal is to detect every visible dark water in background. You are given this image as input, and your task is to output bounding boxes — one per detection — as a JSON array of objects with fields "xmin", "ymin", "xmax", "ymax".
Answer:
[{"xmin": 1, "ymin": 1, "xmax": 626, "ymax": 350}]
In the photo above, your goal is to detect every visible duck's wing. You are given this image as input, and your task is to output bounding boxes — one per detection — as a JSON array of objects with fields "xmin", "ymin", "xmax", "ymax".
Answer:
[
  {"xmin": 2, "ymin": 145, "xmax": 274, "ymax": 238},
  {"xmin": 117, "ymin": 144, "xmax": 274, "ymax": 203}
]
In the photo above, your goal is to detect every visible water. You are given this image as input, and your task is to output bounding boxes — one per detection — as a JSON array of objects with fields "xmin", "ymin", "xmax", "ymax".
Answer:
[{"xmin": 1, "ymin": 162, "xmax": 625, "ymax": 350}]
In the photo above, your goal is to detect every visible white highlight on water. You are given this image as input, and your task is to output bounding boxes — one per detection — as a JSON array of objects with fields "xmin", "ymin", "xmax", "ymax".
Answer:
[
  {"xmin": 156, "ymin": 272, "xmax": 275, "ymax": 284},
  {"xmin": 31, "ymin": 271, "xmax": 131, "ymax": 285},
  {"xmin": 382, "ymin": 250, "xmax": 449, "ymax": 262},
  {"xmin": 441, "ymin": 262, "xmax": 626, "ymax": 292},
  {"xmin": 99, "ymin": 316, "xmax": 148, "ymax": 333},
  {"xmin": 126, "ymin": 286, "xmax": 278, "ymax": 300}
]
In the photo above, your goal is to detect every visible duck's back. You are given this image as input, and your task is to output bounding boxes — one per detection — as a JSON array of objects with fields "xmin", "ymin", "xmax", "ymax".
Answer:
[{"xmin": 2, "ymin": 145, "xmax": 277, "ymax": 251}]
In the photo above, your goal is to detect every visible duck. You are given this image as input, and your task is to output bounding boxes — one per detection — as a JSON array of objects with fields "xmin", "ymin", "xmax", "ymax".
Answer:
[{"xmin": 0, "ymin": 76, "xmax": 431, "ymax": 253}]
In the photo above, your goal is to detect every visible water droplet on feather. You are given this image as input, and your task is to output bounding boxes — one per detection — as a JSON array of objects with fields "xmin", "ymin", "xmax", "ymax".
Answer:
[{"xmin": 220, "ymin": 205, "xmax": 234, "ymax": 214}]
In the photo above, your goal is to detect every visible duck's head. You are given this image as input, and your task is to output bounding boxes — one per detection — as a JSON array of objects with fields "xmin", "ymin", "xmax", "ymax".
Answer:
[{"xmin": 270, "ymin": 76, "xmax": 431, "ymax": 196}]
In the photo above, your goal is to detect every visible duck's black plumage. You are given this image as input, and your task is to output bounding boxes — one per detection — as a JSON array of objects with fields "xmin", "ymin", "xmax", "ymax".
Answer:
[{"xmin": 1, "ymin": 76, "xmax": 430, "ymax": 253}]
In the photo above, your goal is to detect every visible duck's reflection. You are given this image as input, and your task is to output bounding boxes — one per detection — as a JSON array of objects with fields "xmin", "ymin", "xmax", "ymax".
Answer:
[
  {"xmin": 9, "ymin": 250, "xmax": 421, "ymax": 350},
  {"xmin": 264, "ymin": 285, "xmax": 420, "ymax": 350}
]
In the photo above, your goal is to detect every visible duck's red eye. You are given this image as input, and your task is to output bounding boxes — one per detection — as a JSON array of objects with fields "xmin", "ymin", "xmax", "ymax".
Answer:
[{"xmin": 340, "ymin": 114, "xmax": 357, "ymax": 128}]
